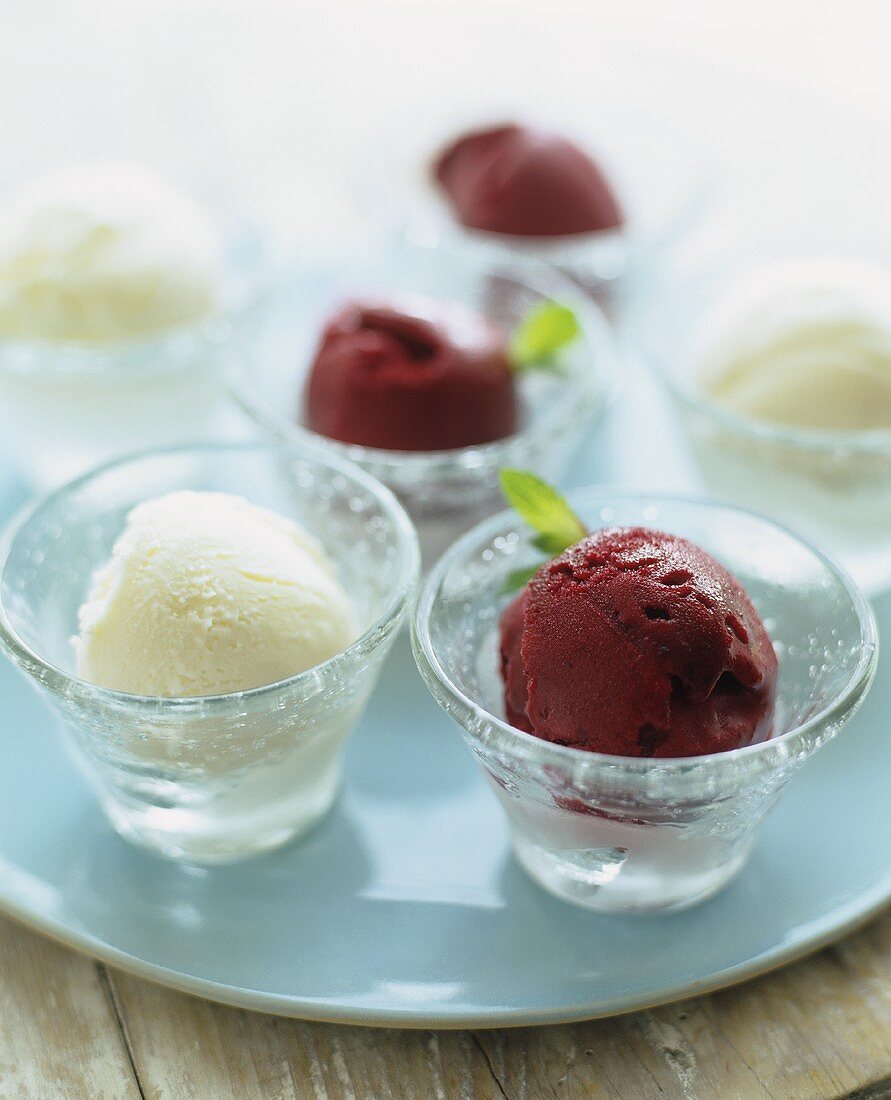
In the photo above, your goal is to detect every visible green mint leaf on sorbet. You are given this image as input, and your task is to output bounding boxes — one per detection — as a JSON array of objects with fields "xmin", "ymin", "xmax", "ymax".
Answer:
[
  {"xmin": 499, "ymin": 469, "xmax": 586, "ymax": 592},
  {"xmin": 502, "ymin": 562, "xmax": 544, "ymax": 594},
  {"xmin": 510, "ymin": 300, "xmax": 581, "ymax": 370}
]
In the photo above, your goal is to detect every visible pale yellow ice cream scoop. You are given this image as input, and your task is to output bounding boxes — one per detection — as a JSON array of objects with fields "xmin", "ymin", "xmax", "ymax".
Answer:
[
  {"xmin": 697, "ymin": 259, "xmax": 891, "ymax": 432},
  {"xmin": 73, "ymin": 491, "xmax": 357, "ymax": 697},
  {"xmin": 0, "ymin": 160, "xmax": 220, "ymax": 343}
]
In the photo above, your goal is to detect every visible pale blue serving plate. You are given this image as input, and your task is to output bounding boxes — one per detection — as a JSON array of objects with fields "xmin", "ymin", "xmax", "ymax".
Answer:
[{"xmin": 0, "ymin": 362, "xmax": 888, "ymax": 1028}]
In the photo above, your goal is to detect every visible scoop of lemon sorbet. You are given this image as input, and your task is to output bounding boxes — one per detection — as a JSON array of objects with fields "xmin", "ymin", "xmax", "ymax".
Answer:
[
  {"xmin": 698, "ymin": 259, "xmax": 891, "ymax": 432},
  {"xmin": 73, "ymin": 491, "xmax": 357, "ymax": 698},
  {"xmin": 0, "ymin": 160, "xmax": 220, "ymax": 343}
]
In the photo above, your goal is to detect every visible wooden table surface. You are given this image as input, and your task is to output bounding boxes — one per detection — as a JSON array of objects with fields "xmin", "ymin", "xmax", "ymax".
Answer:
[{"xmin": 1, "ymin": 907, "xmax": 888, "ymax": 1099}]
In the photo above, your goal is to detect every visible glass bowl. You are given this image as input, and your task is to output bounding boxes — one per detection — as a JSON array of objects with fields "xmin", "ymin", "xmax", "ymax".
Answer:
[
  {"xmin": 412, "ymin": 490, "xmax": 877, "ymax": 913},
  {"xmin": 645, "ymin": 260, "xmax": 891, "ymax": 594},
  {"xmin": 0, "ymin": 190, "xmax": 266, "ymax": 491},
  {"xmin": 233, "ymin": 242, "xmax": 618, "ymax": 566},
  {"xmin": 0, "ymin": 442, "xmax": 419, "ymax": 864},
  {"xmin": 353, "ymin": 109, "xmax": 711, "ymax": 310}
]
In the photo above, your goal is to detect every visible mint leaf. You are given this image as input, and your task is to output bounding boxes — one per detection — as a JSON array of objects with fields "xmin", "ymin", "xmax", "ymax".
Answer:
[
  {"xmin": 502, "ymin": 562, "xmax": 545, "ymax": 594},
  {"xmin": 510, "ymin": 300, "xmax": 581, "ymax": 370},
  {"xmin": 532, "ymin": 531, "xmax": 573, "ymax": 556},
  {"xmin": 499, "ymin": 469, "xmax": 586, "ymax": 555}
]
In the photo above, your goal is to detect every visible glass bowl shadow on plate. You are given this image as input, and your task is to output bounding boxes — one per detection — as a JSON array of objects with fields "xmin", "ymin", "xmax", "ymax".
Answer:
[
  {"xmin": 0, "ymin": 202, "xmax": 266, "ymax": 492},
  {"xmin": 232, "ymin": 244, "xmax": 618, "ymax": 567},
  {"xmin": 0, "ymin": 442, "xmax": 419, "ymax": 865},
  {"xmin": 644, "ymin": 263, "xmax": 891, "ymax": 595},
  {"xmin": 412, "ymin": 491, "xmax": 877, "ymax": 913}
]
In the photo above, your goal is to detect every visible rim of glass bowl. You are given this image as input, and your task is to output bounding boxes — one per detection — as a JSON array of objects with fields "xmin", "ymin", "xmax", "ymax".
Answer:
[
  {"xmin": 0, "ymin": 213, "xmax": 269, "ymax": 381},
  {"xmin": 644, "ymin": 264, "xmax": 891, "ymax": 457},
  {"xmin": 411, "ymin": 488, "xmax": 878, "ymax": 780},
  {"xmin": 231, "ymin": 260, "xmax": 620, "ymax": 476},
  {"xmin": 0, "ymin": 441, "xmax": 420, "ymax": 712}
]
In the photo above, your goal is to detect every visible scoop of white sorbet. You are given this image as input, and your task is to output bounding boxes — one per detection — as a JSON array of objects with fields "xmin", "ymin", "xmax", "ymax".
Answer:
[
  {"xmin": 73, "ymin": 491, "xmax": 358, "ymax": 698},
  {"xmin": 0, "ymin": 161, "xmax": 221, "ymax": 343},
  {"xmin": 697, "ymin": 258, "xmax": 891, "ymax": 432}
]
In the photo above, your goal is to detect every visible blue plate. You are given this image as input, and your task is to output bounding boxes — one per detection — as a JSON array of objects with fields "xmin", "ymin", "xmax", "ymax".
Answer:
[{"xmin": 0, "ymin": 370, "xmax": 889, "ymax": 1027}]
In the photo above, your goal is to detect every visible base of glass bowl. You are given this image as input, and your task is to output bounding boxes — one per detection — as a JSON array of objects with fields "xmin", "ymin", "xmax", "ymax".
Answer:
[
  {"xmin": 97, "ymin": 753, "xmax": 343, "ymax": 865},
  {"xmin": 510, "ymin": 824, "xmax": 754, "ymax": 914}
]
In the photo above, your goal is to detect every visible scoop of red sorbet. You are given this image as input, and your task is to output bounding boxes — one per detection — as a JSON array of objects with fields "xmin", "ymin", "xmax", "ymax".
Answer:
[
  {"xmin": 499, "ymin": 527, "xmax": 778, "ymax": 757},
  {"xmin": 303, "ymin": 299, "xmax": 519, "ymax": 451},
  {"xmin": 434, "ymin": 123, "xmax": 623, "ymax": 238}
]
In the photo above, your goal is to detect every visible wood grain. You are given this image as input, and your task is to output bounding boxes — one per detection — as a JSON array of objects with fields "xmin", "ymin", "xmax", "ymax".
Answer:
[
  {"xmin": 0, "ymin": 915, "xmax": 138, "ymax": 1099},
  {"xmin": 107, "ymin": 972, "xmax": 502, "ymax": 1100},
  {"xmin": 0, "ymin": 909, "xmax": 888, "ymax": 1099}
]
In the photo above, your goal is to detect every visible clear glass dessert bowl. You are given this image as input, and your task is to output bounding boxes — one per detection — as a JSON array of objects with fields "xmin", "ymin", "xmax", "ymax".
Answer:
[
  {"xmin": 0, "ymin": 194, "xmax": 266, "ymax": 491},
  {"xmin": 412, "ymin": 490, "xmax": 877, "ymax": 913},
  {"xmin": 233, "ymin": 243, "xmax": 617, "ymax": 566},
  {"xmin": 0, "ymin": 442, "xmax": 419, "ymax": 864},
  {"xmin": 353, "ymin": 110, "xmax": 711, "ymax": 310},
  {"xmin": 645, "ymin": 261, "xmax": 891, "ymax": 594}
]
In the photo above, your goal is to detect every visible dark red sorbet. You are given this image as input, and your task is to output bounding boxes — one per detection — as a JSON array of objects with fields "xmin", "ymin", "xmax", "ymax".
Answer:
[
  {"xmin": 434, "ymin": 123, "xmax": 623, "ymax": 238},
  {"xmin": 499, "ymin": 527, "xmax": 778, "ymax": 758},
  {"xmin": 303, "ymin": 299, "xmax": 519, "ymax": 451}
]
